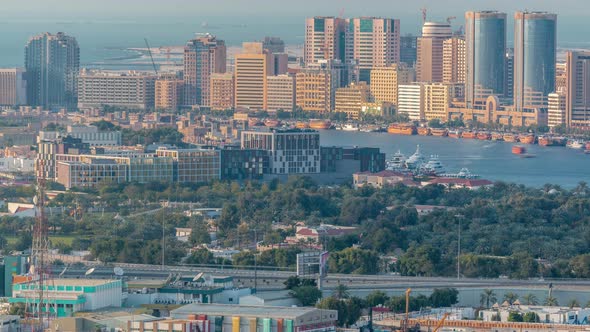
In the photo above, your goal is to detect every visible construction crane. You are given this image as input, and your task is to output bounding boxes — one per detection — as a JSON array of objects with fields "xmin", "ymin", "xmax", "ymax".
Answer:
[
  {"xmin": 144, "ymin": 38, "xmax": 159, "ymax": 76},
  {"xmin": 446, "ymin": 16, "xmax": 456, "ymax": 25},
  {"xmin": 403, "ymin": 288, "xmax": 412, "ymax": 332},
  {"xmin": 421, "ymin": 7, "xmax": 428, "ymax": 24},
  {"xmin": 432, "ymin": 313, "xmax": 451, "ymax": 332}
]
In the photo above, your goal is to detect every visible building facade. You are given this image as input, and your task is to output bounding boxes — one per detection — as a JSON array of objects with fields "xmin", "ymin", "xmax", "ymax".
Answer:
[
  {"xmin": 304, "ymin": 17, "xmax": 346, "ymax": 65},
  {"xmin": 400, "ymin": 34, "xmax": 418, "ymax": 67},
  {"xmin": 398, "ymin": 84, "xmax": 425, "ymax": 120},
  {"xmin": 370, "ymin": 64, "xmax": 415, "ymax": 106},
  {"xmin": 155, "ymin": 78, "xmax": 183, "ymax": 111},
  {"xmin": 210, "ymin": 73, "xmax": 234, "ymax": 111},
  {"xmin": 424, "ymin": 83, "xmax": 453, "ymax": 121},
  {"xmin": 566, "ymin": 51, "xmax": 590, "ymax": 127},
  {"xmin": 548, "ymin": 92, "xmax": 566, "ymax": 128},
  {"xmin": 77, "ymin": 70, "xmax": 157, "ymax": 110},
  {"xmin": 442, "ymin": 36, "xmax": 466, "ymax": 84},
  {"xmin": 66, "ymin": 125, "xmax": 121, "ymax": 146},
  {"xmin": 0, "ymin": 69, "xmax": 27, "ymax": 106},
  {"xmin": 234, "ymin": 42, "xmax": 270, "ymax": 111},
  {"xmin": 345, "ymin": 17, "xmax": 401, "ymax": 82},
  {"xmin": 334, "ymin": 82, "xmax": 370, "ymax": 119},
  {"xmin": 241, "ymin": 129, "xmax": 320, "ymax": 175},
  {"xmin": 25, "ymin": 32, "xmax": 80, "ymax": 109},
  {"xmin": 184, "ymin": 35, "xmax": 226, "ymax": 107},
  {"xmin": 266, "ymin": 74, "xmax": 295, "ymax": 112},
  {"xmin": 514, "ymin": 11, "xmax": 557, "ymax": 110},
  {"xmin": 156, "ymin": 148, "xmax": 220, "ymax": 183},
  {"xmin": 416, "ymin": 22, "xmax": 452, "ymax": 83},
  {"xmin": 465, "ymin": 11, "xmax": 507, "ymax": 107},
  {"xmin": 295, "ymin": 63, "xmax": 338, "ymax": 113},
  {"xmin": 220, "ymin": 148, "xmax": 269, "ymax": 180}
]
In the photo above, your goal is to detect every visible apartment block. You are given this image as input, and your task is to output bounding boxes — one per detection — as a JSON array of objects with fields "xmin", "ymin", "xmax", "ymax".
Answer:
[
  {"xmin": 0, "ymin": 69, "xmax": 26, "ymax": 106},
  {"xmin": 443, "ymin": 36, "xmax": 466, "ymax": 84},
  {"xmin": 416, "ymin": 22, "xmax": 452, "ymax": 83},
  {"xmin": 304, "ymin": 17, "xmax": 346, "ymax": 65},
  {"xmin": 266, "ymin": 74, "xmax": 295, "ymax": 112},
  {"xmin": 155, "ymin": 78, "xmax": 183, "ymax": 111},
  {"xmin": 424, "ymin": 83, "xmax": 453, "ymax": 121},
  {"xmin": 184, "ymin": 34, "xmax": 226, "ymax": 107},
  {"xmin": 210, "ymin": 73, "xmax": 234, "ymax": 111},
  {"xmin": 566, "ymin": 51, "xmax": 590, "ymax": 127},
  {"xmin": 77, "ymin": 70, "xmax": 156, "ymax": 110},
  {"xmin": 334, "ymin": 82, "xmax": 370, "ymax": 120},
  {"xmin": 398, "ymin": 84, "xmax": 425, "ymax": 121},
  {"xmin": 234, "ymin": 42, "xmax": 271, "ymax": 111},
  {"xmin": 548, "ymin": 92, "xmax": 566, "ymax": 128},
  {"xmin": 370, "ymin": 64, "xmax": 415, "ymax": 106}
]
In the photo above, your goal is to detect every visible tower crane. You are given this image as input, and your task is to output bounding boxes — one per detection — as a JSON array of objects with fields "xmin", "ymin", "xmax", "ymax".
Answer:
[
  {"xmin": 421, "ymin": 7, "xmax": 428, "ymax": 24},
  {"xmin": 144, "ymin": 38, "xmax": 159, "ymax": 76},
  {"xmin": 446, "ymin": 16, "xmax": 456, "ymax": 25}
]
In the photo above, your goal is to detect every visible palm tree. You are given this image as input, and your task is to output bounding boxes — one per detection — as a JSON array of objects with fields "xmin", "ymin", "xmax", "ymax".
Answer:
[
  {"xmin": 333, "ymin": 284, "xmax": 350, "ymax": 300},
  {"xmin": 522, "ymin": 293, "xmax": 539, "ymax": 305},
  {"xmin": 480, "ymin": 289, "xmax": 497, "ymax": 308},
  {"xmin": 544, "ymin": 296, "xmax": 559, "ymax": 306},
  {"xmin": 503, "ymin": 292, "xmax": 519, "ymax": 304},
  {"xmin": 568, "ymin": 299, "xmax": 580, "ymax": 308}
]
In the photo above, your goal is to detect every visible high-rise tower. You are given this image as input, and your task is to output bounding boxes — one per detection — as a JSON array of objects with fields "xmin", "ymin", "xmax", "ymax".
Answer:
[
  {"xmin": 304, "ymin": 17, "xmax": 346, "ymax": 65},
  {"xmin": 183, "ymin": 34, "xmax": 226, "ymax": 107},
  {"xmin": 416, "ymin": 22, "xmax": 452, "ymax": 83},
  {"xmin": 25, "ymin": 32, "xmax": 79, "ymax": 109},
  {"xmin": 465, "ymin": 11, "xmax": 507, "ymax": 107},
  {"xmin": 513, "ymin": 11, "xmax": 557, "ymax": 110}
]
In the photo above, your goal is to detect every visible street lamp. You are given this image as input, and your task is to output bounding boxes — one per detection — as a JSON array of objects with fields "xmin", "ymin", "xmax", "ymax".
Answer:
[{"xmin": 455, "ymin": 214, "xmax": 464, "ymax": 280}]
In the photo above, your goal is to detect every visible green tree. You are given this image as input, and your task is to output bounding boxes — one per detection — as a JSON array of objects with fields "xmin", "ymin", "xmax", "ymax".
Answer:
[
  {"xmin": 333, "ymin": 284, "xmax": 350, "ymax": 299},
  {"xmin": 503, "ymin": 292, "xmax": 519, "ymax": 304},
  {"xmin": 188, "ymin": 221, "xmax": 211, "ymax": 246},
  {"xmin": 522, "ymin": 293, "xmax": 539, "ymax": 305},
  {"xmin": 429, "ymin": 288, "xmax": 459, "ymax": 308},
  {"xmin": 544, "ymin": 296, "xmax": 559, "ymax": 306},
  {"xmin": 508, "ymin": 312, "xmax": 523, "ymax": 322},
  {"xmin": 290, "ymin": 286, "xmax": 322, "ymax": 306},
  {"xmin": 568, "ymin": 299, "xmax": 580, "ymax": 308},
  {"xmin": 398, "ymin": 245, "xmax": 441, "ymax": 277},
  {"xmin": 185, "ymin": 248, "xmax": 215, "ymax": 265},
  {"xmin": 480, "ymin": 289, "xmax": 497, "ymax": 308},
  {"xmin": 9, "ymin": 303, "xmax": 25, "ymax": 317},
  {"xmin": 284, "ymin": 276, "xmax": 302, "ymax": 290},
  {"xmin": 328, "ymin": 248, "xmax": 380, "ymax": 274},
  {"xmin": 366, "ymin": 290, "xmax": 389, "ymax": 307},
  {"xmin": 523, "ymin": 312, "xmax": 540, "ymax": 323}
]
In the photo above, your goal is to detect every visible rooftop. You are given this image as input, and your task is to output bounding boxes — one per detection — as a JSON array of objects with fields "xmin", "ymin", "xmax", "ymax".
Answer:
[
  {"xmin": 21, "ymin": 278, "xmax": 118, "ymax": 287},
  {"xmin": 172, "ymin": 303, "xmax": 327, "ymax": 320}
]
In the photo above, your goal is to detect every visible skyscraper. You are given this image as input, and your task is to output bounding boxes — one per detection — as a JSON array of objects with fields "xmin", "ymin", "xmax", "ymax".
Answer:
[
  {"xmin": 345, "ymin": 17, "xmax": 401, "ymax": 82},
  {"xmin": 304, "ymin": 17, "xmax": 346, "ymax": 65},
  {"xmin": 465, "ymin": 11, "xmax": 507, "ymax": 107},
  {"xmin": 565, "ymin": 51, "xmax": 590, "ymax": 127},
  {"xmin": 513, "ymin": 11, "xmax": 557, "ymax": 110},
  {"xmin": 234, "ymin": 42, "xmax": 271, "ymax": 111},
  {"xmin": 416, "ymin": 22, "xmax": 452, "ymax": 83},
  {"xmin": 25, "ymin": 32, "xmax": 79, "ymax": 109},
  {"xmin": 400, "ymin": 34, "xmax": 418, "ymax": 67},
  {"xmin": 442, "ymin": 36, "xmax": 466, "ymax": 84},
  {"xmin": 183, "ymin": 34, "xmax": 226, "ymax": 107}
]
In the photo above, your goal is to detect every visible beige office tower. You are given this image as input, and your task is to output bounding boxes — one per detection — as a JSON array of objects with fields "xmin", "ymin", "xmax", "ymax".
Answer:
[
  {"xmin": 443, "ymin": 36, "xmax": 466, "ymax": 84},
  {"xmin": 305, "ymin": 17, "xmax": 346, "ymax": 65},
  {"xmin": 155, "ymin": 78, "xmax": 183, "ymax": 111},
  {"xmin": 266, "ymin": 74, "xmax": 295, "ymax": 112},
  {"xmin": 423, "ymin": 83, "xmax": 454, "ymax": 121},
  {"xmin": 234, "ymin": 42, "xmax": 272, "ymax": 111},
  {"xmin": 566, "ymin": 51, "xmax": 590, "ymax": 127},
  {"xmin": 334, "ymin": 82, "xmax": 371, "ymax": 119},
  {"xmin": 417, "ymin": 22, "xmax": 452, "ymax": 83},
  {"xmin": 0, "ymin": 69, "xmax": 27, "ymax": 106},
  {"xmin": 345, "ymin": 17, "xmax": 401, "ymax": 82},
  {"xmin": 296, "ymin": 70, "xmax": 334, "ymax": 114},
  {"xmin": 548, "ymin": 92, "xmax": 566, "ymax": 128},
  {"xmin": 210, "ymin": 73, "xmax": 234, "ymax": 111},
  {"xmin": 370, "ymin": 64, "xmax": 415, "ymax": 106},
  {"xmin": 555, "ymin": 62, "xmax": 567, "ymax": 94}
]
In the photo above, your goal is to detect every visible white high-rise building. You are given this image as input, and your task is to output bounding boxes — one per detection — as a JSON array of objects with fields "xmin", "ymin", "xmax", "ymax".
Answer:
[
  {"xmin": 548, "ymin": 92, "xmax": 566, "ymax": 128},
  {"xmin": 398, "ymin": 84, "xmax": 425, "ymax": 121}
]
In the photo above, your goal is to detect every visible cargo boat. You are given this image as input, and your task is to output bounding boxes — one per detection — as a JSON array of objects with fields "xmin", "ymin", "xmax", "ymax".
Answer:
[
  {"xmin": 462, "ymin": 131, "xmax": 477, "ymax": 139},
  {"xmin": 477, "ymin": 132, "xmax": 492, "ymax": 140},
  {"xmin": 538, "ymin": 136, "xmax": 552, "ymax": 146},
  {"xmin": 309, "ymin": 119, "xmax": 331, "ymax": 130},
  {"xmin": 567, "ymin": 140, "xmax": 585, "ymax": 149},
  {"xmin": 519, "ymin": 134, "xmax": 536, "ymax": 144},
  {"xmin": 503, "ymin": 133, "xmax": 519, "ymax": 142},
  {"xmin": 264, "ymin": 119, "xmax": 280, "ymax": 127},
  {"xmin": 417, "ymin": 127, "xmax": 431, "ymax": 136},
  {"xmin": 512, "ymin": 145, "xmax": 526, "ymax": 154},
  {"xmin": 431, "ymin": 128, "xmax": 449, "ymax": 137},
  {"xmin": 295, "ymin": 121, "xmax": 309, "ymax": 129},
  {"xmin": 448, "ymin": 130, "xmax": 462, "ymax": 139},
  {"xmin": 387, "ymin": 123, "xmax": 417, "ymax": 135}
]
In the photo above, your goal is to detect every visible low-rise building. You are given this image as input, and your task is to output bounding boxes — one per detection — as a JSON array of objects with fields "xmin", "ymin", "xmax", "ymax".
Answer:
[
  {"xmin": 353, "ymin": 170, "xmax": 417, "ymax": 188},
  {"xmin": 156, "ymin": 148, "xmax": 221, "ymax": 183},
  {"xmin": 66, "ymin": 125, "xmax": 121, "ymax": 146},
  {"xmin": 424, "ymin": 177, "xmax": 493, "ymax": 190},
  {"xmin": 9, "ymin": 279, "xmax": 123, "ymax": 317},
  {"xmin": 170, "ymin": 303, "xmax": 338, "ymax": 332},
  {"xmin": 210, "ymin": 73, "xmax": 234, "ymax": 111},
  {"xmin": 155, "ymin": 78, "xmax": 184, "ymax": 111},
  {"xmin": 78, "ymin": 70, "xmax": 157, "ymax": 110},
  {"xmin": 479, "ymin": 305, "xmax": 590, "ymax": 325},
  {"xmin": 266, "ymin": 74, "xmax": 295, "ymax": 112},
  {"xmin": 334, "ymin": 82, "xmax": 371, "ymax": 120}
]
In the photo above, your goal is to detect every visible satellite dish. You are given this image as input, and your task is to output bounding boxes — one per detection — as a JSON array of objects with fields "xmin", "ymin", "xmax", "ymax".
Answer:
[
  {"xmin": 33, "ymin": 195, "xmax": 38, "ymax": 205},
  {"xmin": 85, "ymin": 267, "xmax": 95, "ymax": 276},
  {"xmin": 59, "ymin": 265, "xmax": 68, "ymax": 277},
  {"xmin": 193, "ymin": 272, "xmax": 204, "ymax": 282},
  {"xmin": 114, "ymin": 267, "xmax": 124, "ymax": 276},
  {"xmin": 29, "ymin": 265, "xmax": 35, "ymax": 275}
]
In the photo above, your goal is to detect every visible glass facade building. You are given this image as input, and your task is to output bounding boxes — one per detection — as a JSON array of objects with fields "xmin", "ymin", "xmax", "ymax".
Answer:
[
  {"xmin": 465, "ymin": 11, "xmax": 507, "ymax": 107},
  {"xmin": 514, "ymin": 12, "xmax": 557, "ymax": 110}
]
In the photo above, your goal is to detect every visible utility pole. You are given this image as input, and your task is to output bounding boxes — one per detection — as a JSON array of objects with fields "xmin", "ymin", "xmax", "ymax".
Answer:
[
  {"xmin": 456, "ymin": 214, "xmax": 463, "ymax": 280},
  {"xmin": 253, "ymin": 229, "xmax": 258, "ymax": 294}
]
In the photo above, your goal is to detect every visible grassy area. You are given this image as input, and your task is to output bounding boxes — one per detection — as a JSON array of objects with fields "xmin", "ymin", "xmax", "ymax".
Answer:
[{"xmin": 5, "ymin": 235, "xmax": 76, "ymax": 246}]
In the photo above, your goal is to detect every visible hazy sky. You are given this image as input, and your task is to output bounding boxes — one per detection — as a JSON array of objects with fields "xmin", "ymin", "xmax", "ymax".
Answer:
[{"xmin": 3, "ymin": 0, "xmax": 590, "ymax": 18}]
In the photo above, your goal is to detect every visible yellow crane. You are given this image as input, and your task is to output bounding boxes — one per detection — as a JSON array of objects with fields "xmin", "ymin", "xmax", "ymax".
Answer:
[
  {"xmin": 432, "ymin": 312, "xmax": 450, "ymax": 332},
  {"xmin": 403, "ymin": 288, "xmax": 412, "ymax": 332}
]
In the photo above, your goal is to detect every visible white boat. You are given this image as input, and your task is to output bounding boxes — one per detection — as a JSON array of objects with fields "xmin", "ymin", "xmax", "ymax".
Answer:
[
  {"xmin": 441, "ymin": 168, "xmax": 480, "ymax": 179},
  {"xmin": 405, "ymin": 145, "xmax": 425, "ymax": 169},
  {"xmin": 419, "ymin": 155, "xmax": 446, "ymax": 175},
  {"xmin": 567, "ymin": 140, "xmax": 585, "ymax": 149},
  {"xmin": 341, "ymin": 123, "xmax": 360, "ymax": 131},
  {"xmin": 386, "ymin": 150, "xmax": 406, "ymax": 170}
]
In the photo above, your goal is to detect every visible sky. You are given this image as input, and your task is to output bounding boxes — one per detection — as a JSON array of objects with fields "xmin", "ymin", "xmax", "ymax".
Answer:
[{"xmin": 2, "ymin": 0, "xmax": 590, "ymax": 19}]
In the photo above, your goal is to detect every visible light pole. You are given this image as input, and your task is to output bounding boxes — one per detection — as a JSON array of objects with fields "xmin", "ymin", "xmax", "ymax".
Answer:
[{"xmin": 455, "ymin": 214, "xmax": 464, "ymax": 280}]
